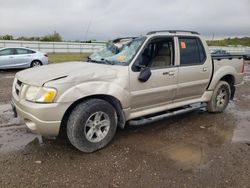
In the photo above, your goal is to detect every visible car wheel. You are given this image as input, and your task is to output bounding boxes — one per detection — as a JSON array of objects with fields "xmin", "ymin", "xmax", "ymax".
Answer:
[
  {"xmin": 67, "ymin": 99, "xmax": 117, "ymax": 153},
  {"xmin": 207, "ymin": 81, "xmax": 231, "ymax": 113},
  {"xmin": 31, "ymin": 61, "xmax": 42, "ymax": 67}
]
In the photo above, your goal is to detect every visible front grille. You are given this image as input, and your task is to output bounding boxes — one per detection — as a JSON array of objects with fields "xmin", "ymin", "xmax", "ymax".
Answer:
[
  {"xmin": 15, "ymin": 88, "xmax": 20, "ymax": 96},
  {"xmin": 15, "ymin": 80, "xmax": 23, "ymax": 96},
  {"xmin": 17, "ymin": 80, "xmax": 22, "ymax": 87}
]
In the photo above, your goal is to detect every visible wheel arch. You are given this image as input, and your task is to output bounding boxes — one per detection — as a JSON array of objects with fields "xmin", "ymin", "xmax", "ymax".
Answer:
[
  {"xmin": 30, "ymin": 59, "xmax": 42, "ymax": 67},
  {"xmin": 220, "ymin": 74, "xmax": 235, "ymax": 99},
  {"xmin": 208, "ymin": 73, "xmax": 235, "ymax": 100},
  {"xmin": 207, "ymin": 65, "xmax": 237, "ymax": 99},
  {"xmin": 59, "ymin": 94, "xmax": 126, "ymax": 137}
]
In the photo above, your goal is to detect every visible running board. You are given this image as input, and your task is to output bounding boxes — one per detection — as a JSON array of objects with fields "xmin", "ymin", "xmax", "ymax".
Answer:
[{"xmin": 128, "ymin": 103, "xmax": 206, "ymax": 126}]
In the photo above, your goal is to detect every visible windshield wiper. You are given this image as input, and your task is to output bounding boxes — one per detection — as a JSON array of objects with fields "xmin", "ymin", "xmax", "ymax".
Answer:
[
  {"xmin": 100, "ymin": 58, "xmax": 114, "ymax": 65},
  {"xmin": 87, "ymin": 57, "xmax": 99, "ymax": 63}
]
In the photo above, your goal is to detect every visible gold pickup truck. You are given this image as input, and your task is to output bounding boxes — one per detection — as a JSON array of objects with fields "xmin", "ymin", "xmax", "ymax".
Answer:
[{"xmin": 12, "ymin": 30, "xmax": 244, "ymax": 152}]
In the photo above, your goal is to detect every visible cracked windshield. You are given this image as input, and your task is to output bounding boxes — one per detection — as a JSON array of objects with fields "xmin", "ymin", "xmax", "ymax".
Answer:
[{"xmin": 89, "ymin": 37, "xmax": 145, "ymax": 65}]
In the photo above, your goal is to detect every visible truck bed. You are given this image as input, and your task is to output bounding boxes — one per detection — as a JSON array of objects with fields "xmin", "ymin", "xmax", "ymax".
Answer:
[{"xmin": 212, "ymin": 55, "xmax": 244, "ymax": 86}]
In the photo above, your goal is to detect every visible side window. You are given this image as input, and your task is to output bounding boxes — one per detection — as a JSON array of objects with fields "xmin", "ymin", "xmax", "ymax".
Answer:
[
  {"xmin": 197, "ymin": 39, "xmax": 206, "ymax": 62},
  {"xmin": 179, "ymin": 37, "xmax": 206, "ymax": 66},
  {"xmin": 142, "ymin": 38, "xmax": 174, "ymax": 69},
  {"xmin": 28, "ymin": 50, "xmax": 36, "ymax": 54},
  {"xmin": 0, "ymin": 49, "xmax": 14, "ymax": 56},
  {"xmin": 16, "ymin": 48, "xmax": 29, "ymax": 55}
]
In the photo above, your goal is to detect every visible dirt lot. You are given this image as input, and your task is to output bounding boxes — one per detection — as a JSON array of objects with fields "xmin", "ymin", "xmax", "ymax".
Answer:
[{"xmin": 0, "ymin": 63, "xmax": 250, "ymax": 188}]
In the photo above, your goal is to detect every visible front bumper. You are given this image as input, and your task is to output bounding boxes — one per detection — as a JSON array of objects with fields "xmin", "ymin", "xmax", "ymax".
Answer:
[{"xmin": 12, "ymin": 93, "xmax": 71, "ymax": 137}]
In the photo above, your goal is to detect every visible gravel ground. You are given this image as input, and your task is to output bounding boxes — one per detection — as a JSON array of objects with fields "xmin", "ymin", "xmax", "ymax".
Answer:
[
  {"xmin": 0, "ymin": 70, "xmax": 16, "ymax": 104},
  {"xmin": 0, "ymin": 63, "xmax": 250, "ymax": 188}
]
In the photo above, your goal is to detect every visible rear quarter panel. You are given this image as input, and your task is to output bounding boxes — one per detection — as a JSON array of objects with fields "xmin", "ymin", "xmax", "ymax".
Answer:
[
  {"xmin": 208, "ymin": 58, "xmax": 244, "ymax": 90},
  {"xmin": 34, "ymin": 52, "xmax": 48, "ymax": 65}
]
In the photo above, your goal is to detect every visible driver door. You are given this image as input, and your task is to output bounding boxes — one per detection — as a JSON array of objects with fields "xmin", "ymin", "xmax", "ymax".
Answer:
[{"xmin": 129, "ymin": 37, "xmax": 178, "ymax": 114}]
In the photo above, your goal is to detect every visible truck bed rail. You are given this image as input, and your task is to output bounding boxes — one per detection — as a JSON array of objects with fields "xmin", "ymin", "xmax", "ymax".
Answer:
[{"xmin": 212, "ymin": 55, "xmax": 243, "ymax": 60}]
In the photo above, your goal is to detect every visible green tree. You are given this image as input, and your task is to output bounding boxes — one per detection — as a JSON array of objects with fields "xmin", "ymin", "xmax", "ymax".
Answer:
[
  {"xmin": 0, "ymin": 32, "xmax": 63, "ymax": 41},
  {"xmin": 1, "ymin": 34, "xmax": 14, "ymax": 40},
  {"xmin": 41, "ymin": 31, "xmax": 62, "ymax": 42}
]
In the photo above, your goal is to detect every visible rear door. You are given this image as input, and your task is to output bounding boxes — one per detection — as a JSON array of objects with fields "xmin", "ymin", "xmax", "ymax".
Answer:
[
  {"xmin": 0, "ymin": 48, "xmax": 15, "ymax": 68},
  {"xmin": 175, "ymin": 37, "xmax": 212, "ymax": 102},
  {"xmin": 13, "ymin": 48, "xmax": 33, "ymax": 67}
]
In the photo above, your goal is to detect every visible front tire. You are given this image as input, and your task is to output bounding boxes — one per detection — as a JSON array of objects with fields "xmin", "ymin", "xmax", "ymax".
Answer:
[
  {"xmin": 67, "ymin": 99, "xmax": 117, "ymax": 153},
  {"xmin": 207, "ymin": 81, "xmax": 231, "ymax": 113}
]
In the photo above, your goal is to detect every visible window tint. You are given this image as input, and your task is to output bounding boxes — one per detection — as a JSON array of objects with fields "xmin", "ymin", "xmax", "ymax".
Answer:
[
  {"xmin": 142, "ymin": 38, "xmax": 174, "ymax": 69},
  {"xmin": 28, "ymin": 50, "xmax": 36, "ymax": 54},
  {"xmin": 179, "ymin": 38, "xmax": 206, "ymax": 65},
  {"xmin": 16, "ymin": 48, "xmax": 29, "ymax": 55},
  {"xmin": 0, "ymin": 49, "xmax": 14, "ymax": 56},
  {"xmin": 197, "ymin": 39, "xmax": 206, "ymax": 62}
]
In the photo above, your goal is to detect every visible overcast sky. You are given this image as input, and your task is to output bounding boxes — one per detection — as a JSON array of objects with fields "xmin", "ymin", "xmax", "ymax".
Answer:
[{"xmin": 0, "ymin": 0, "xmax": 250, "ymax": 40}]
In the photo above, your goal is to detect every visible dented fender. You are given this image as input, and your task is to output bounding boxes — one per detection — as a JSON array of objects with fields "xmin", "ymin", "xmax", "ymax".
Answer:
[{"xmin": 52, "ymin": 81, "xmax": 130, "ymax": 108}]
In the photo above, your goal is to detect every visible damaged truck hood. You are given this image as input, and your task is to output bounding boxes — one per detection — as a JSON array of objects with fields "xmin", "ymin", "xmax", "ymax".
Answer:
[{"xmin": 16, "ymin": 61, "xmax": 128, "ymax": 86}]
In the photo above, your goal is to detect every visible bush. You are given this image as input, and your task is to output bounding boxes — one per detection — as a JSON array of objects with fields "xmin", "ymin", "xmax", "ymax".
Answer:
[
  {"xmin": 0, "ymin": 31, "xmax": 62, "ymax": 42},
  {"xmin": 207, "ymin": 37, "xmax": 250, "ymax": 47}
]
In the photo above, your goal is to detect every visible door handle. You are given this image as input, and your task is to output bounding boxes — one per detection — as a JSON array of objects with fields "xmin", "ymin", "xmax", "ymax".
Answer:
[
  {"xmin": 9, "ymin": 56, "xmax": 14, "ymax": 58},
  {"xmin": 163, "ymin": 71, "xmax": 175, "ymax": 76},
  {"xmin": 203, "ymin": 67, "xmax": 208, "ymax": 72}
]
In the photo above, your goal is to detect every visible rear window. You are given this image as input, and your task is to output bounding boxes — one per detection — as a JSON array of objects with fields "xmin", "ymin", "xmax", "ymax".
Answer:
[
  {"xmin": 16, "ymin": 48, "xmax": 36, "ymax": 55},
  {"xmin": 28, "ymin": 50, "xmax": 36, "ymax": 54},
  {"xmin": 16, "ymin": 48, "xmax": 29, "ymax": 55},
  {"xmin": 179, "ymin": 37, "xmax": 206, "ymax": 66}
]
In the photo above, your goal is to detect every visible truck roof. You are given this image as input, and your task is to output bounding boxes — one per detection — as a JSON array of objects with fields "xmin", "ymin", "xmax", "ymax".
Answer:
[
  {"xmin": 112, "ymin": 30, "xmax": 200, "ymax": 43},
  {"xmin": 147, "ymin": 30, "xmax": 200, "ymax": 36}
]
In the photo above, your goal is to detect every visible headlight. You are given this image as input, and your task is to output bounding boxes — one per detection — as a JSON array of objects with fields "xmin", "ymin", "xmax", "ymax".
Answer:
[{"xmin": 25, "ymin": 86, "xmax": 57, "ymax": 103}]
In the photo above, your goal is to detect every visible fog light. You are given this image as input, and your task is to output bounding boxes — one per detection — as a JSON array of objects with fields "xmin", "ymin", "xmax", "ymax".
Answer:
[{"xmin": 24, "ymin": 118, "xmax": 36, "ymax": 130}]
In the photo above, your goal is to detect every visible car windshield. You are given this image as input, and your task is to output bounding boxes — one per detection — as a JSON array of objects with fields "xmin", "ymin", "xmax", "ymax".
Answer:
[{"xmin": 88, "ymin": 37, "xmax": 146, "ymax": 65}]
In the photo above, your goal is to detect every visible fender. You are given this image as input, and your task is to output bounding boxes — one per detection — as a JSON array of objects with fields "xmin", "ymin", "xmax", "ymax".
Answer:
[
  {"xmin": 56, "ymin": 81, "xmax": 130, "ymax": 108},
  {"xmin": 208, "ymin": 65, "xmax": 236, "ymax": 90}
]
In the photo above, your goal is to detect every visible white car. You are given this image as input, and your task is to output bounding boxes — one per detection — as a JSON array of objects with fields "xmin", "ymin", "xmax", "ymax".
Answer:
[{"xmin": 0, "ymin": 47, "xmax": 48, "ymax": 69}]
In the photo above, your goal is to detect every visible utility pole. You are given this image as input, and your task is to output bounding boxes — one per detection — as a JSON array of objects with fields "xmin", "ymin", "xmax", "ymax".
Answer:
[
  {"xmin": 212, "ymin": 33, "xmax": 215, "ymax": 41},
  {"xmin": 84, "ymin": 17, "xmax": 93, "ymax": 42}
]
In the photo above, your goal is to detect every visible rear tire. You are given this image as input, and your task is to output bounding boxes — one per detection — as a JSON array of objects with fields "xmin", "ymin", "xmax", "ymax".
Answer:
[
  {"xmin": 67, "ymin": 99, "xmax": 117, "ymax": 153},
  {"xmin": 31, "ymin": 61, "xmax": 42, "ymax": 67},
  {"xmin": 207, "ymin": 81, "xmax": 231, "ymax": 113}
]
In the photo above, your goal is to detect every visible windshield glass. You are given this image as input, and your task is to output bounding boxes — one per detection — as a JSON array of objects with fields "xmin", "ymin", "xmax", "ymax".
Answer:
[{"xmin": 88, "ymin": 37, "xmax": 146, "ymax": 65}]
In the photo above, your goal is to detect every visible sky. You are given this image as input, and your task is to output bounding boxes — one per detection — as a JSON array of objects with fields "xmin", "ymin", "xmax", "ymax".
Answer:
[{"xmin": 0, "ymin": 0, "xmax": 250, "ymax": 40}]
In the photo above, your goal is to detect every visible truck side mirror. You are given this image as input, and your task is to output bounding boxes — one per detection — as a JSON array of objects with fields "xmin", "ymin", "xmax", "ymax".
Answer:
[{"xmin": 138, "ymin": 67, "xmax": 151, "ymax": 82}]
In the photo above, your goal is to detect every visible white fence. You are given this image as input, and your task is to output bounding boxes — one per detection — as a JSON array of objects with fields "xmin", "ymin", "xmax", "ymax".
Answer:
[
  {"xmin": 0, "ymin": 40, "xmax": 105, "ymax": 53},
  {"xmin": 1, "ymin": 40, "xmax": 249, "ymax": 55}
]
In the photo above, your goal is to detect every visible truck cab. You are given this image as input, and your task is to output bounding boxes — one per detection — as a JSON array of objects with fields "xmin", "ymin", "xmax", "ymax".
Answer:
[{"xmin": 128, "ymin": 31, "xmax": 213, "ymax": 119}]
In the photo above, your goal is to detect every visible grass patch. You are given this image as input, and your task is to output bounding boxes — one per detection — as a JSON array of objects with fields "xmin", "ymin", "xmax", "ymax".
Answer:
[
  {"xmin": 207, "ymin": 37, "xmax": 250, "ymax": 47},
  {"xmin": 48, "ymin": 53, "xmax": 90, "ymax": 64}
]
